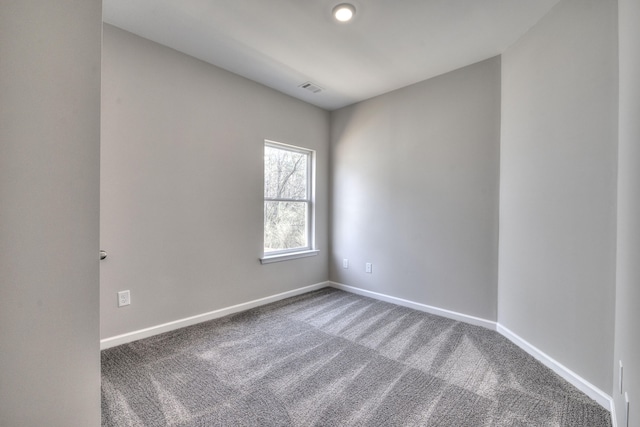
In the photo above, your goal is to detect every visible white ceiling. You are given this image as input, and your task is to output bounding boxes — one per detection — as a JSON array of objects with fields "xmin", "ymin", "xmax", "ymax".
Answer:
[{"xmin": 103, "ymin": 0, "xmax": 561, "ymax": 111}]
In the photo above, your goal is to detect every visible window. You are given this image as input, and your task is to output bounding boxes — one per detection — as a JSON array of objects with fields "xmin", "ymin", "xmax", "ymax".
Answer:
[{"xmin": 261, "ymin": 140, "xmax": 317, "ymax": 263}]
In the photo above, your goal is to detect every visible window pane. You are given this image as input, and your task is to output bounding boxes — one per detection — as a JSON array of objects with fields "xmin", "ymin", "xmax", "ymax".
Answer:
[
  {"xmin": 264, "ymin": 201, "xmax": 308, "ymax": 252},
  {"xmin": 264, "ymin": 146, "xmax": 308, "ymax": 200}
]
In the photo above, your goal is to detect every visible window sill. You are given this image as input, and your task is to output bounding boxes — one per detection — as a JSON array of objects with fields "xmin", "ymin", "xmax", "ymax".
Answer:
[{"xmin": 260, "ymin": 250, "xmax": 319, "ymax": 264}]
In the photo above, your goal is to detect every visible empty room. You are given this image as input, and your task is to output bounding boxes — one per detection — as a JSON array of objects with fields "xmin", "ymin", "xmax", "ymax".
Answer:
[{"xmin": 2, "ymin": 0, "xmax": 639, "ymax": 426}]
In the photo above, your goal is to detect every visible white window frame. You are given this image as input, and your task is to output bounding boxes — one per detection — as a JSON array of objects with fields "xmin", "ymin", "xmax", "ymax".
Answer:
[{"xmin": 261, "ymin": 140, "xmax": 318, "ymax": 264}]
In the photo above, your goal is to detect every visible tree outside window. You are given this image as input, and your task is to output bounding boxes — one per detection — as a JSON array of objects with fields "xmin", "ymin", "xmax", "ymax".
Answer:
[{"xmin": 264, "ymin": 141, "xmax": 314, "ymax": 255}]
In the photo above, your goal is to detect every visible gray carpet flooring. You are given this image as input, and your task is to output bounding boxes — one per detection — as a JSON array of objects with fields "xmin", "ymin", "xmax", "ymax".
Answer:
[{"xmin": 101, "ymin": 288, "xmax": 612, "ymax": 426}]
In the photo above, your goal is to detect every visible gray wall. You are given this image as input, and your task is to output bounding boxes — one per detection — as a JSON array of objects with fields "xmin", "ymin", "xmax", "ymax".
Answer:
[
  {"xmin": 614, "ymin": 0, "xmax": 640, "ymax": 424},
  {"xmin": 330, "ymin": 57, "xmax": 501, "ymax": 321},
  {"xmin": 101, "ymin": 25, "xmax": 330, "ymax": 339},
  {"xmin": 0, "ymin": 1, "xmax": 102, "ymax": 425},
  {"xmin": 498, "ymin": 0, "xmax": 618, "ymax": 393}
]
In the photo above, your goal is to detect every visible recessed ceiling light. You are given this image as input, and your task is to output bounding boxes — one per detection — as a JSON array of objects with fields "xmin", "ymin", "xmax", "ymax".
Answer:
[{"xmin": 333, "ymin": 3, "xmax": 356, "ymax": 22}]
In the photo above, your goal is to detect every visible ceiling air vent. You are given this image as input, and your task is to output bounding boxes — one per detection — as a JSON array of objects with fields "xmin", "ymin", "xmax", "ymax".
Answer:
[{"xmin": 299, "ymin": 81, "xmax": 323, "ymax": 94}]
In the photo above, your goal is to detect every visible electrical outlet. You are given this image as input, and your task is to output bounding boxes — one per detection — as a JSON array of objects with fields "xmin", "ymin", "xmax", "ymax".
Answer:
[
  {"xmin": 365, "ymin": 262, "xmax": 372, "ymax": 273},
  {"xmin": 343, "ymin": 259, "xmax": 349, "ymax": 269},
  {"xmin": 620, "ymin": 360, "xmax": 624, "ymax": 394},
  {"xmin": 118, "ymin": 290, "xmax": 131, "ymax": 307}
]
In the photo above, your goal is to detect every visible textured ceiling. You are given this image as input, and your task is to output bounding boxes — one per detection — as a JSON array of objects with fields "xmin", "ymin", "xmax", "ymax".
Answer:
[{"xmin": 103, "ymin": 0, "xmax": 561, "ymax": 110}]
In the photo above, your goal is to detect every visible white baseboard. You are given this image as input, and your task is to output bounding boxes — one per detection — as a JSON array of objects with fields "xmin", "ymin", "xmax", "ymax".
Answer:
[
  {"xmin": 100, "ymin": 281, "xmax": 330, "ymax": 349},
  {"xmin": 497, "ymin": 324, "xmax": 614, "ymax": 412},
  {"xmin": 328, "ymin": 281, "xmax": 497, "ymax": 330}
]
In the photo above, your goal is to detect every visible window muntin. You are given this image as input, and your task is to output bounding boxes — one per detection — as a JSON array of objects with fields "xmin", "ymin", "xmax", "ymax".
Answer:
[{"xmin": 263, "ymin": 141, "xmax": 314, "ymax": 256}]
